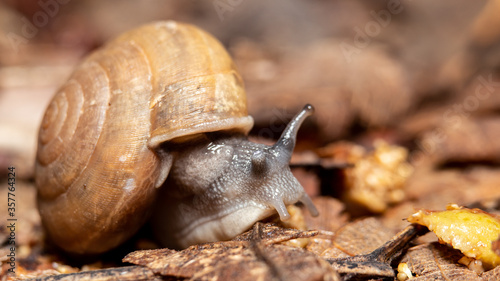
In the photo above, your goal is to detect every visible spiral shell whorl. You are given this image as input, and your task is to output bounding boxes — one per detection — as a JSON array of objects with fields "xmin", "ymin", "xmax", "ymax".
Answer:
[
  {"xmin": 36, "ymin": 62, "xmax": 109, "ymax": 200},
  {"xmin": 36, "ymin": 32, "xmax": 161, "ymax": 254}
]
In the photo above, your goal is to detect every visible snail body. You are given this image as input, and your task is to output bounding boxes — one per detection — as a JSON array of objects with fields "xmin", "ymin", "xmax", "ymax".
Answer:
[{"xmin": 36, "ymin": 21, "xmax": 317, "ymax": 254}]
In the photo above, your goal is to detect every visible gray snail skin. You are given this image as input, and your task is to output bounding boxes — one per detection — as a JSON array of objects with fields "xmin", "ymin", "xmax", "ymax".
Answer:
[
  {"xmin": 152, "ymin": 104, "xmax": 318, "ymax": 249},
  {"xmin": 35, "ymin": 20, "xmax": 318, "ymax": 255}
]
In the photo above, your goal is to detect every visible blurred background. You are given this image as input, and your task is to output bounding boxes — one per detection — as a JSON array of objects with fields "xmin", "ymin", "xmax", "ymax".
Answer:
[
  {"xmin": 1, "ymin": 0, "xmax": 500, "ymax": 274},
  {"xmin": 2, "ymin": 0, "xmax": 500, "ymax": 178}
]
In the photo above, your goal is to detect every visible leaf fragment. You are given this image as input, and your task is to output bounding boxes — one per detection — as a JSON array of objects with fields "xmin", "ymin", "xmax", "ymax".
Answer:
[{"xmin": 123, "ymin": 223, "xmax": 339, "ymax": 281}]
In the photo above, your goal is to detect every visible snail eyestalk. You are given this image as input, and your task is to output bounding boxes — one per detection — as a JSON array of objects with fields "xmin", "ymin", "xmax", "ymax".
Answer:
[
  {"xmin": 272, "ymin": 104, "xmax": 318, "ymax": 217},
  {"xmin": 273, "ymin": 104, "xmax": 314, "ymax": 157}
]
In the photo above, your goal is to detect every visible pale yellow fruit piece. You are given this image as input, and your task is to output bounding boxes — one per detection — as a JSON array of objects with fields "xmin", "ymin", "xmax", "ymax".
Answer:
[
  {"xmin": 344, "ymin": 140, "xmax": 413, "ymax": 213},
  {"xmin": 408, "ymin": 205, "xmax": 500, "ymax": 269},
  {"xmin": 397, "ymin": 262, "xmax": 413, "ymax": 280}
]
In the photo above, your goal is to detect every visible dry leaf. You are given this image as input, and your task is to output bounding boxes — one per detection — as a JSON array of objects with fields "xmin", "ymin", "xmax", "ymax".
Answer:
[
  {"xmin": 405, "ymin": 243, "xmax": 483, "ymax": 280},
  {"xmin": 326, "ymin": 224, "xmax": 427, "ymax": 279},
  {"xmin": 123, "ymin": 223, "xmax": 339, "ymax": 281},
  {"xmin": 232, "ymin": 223, "xmax": 318, "ymax": 243},
  {"xmin": 437, "ymin": 0, "xmax": 500, "ymax": 92},
  {"xmin": 13, "ymin": 265, "xmax": 163, "ymax": 281},
  {"xmin": 403, "ymin": 165, "xmax": 500, "ymax": 211},
  {"xmin": 482, "ymin": 261, "xmax": 500, "ymax": 280},
  {"xmin": 302, "ymin": 196, "xmax": 349, "ymax": 233},
  {"xmin": 324, "ymin": 217, "xmax": 395, "ymax": 259},
  {"xmin": 419, "ymin": 116, "xmax": 500, "ymax": 165}
]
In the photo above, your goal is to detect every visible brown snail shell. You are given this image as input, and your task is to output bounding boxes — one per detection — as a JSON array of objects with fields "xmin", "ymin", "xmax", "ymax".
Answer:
[{"xmin": 36, "ymin": 21, "xmax": 253, "ymax": 254}]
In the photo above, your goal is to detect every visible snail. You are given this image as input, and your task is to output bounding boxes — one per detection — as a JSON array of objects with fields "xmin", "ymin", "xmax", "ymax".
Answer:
[{"xmin": 35, "ymin": 21, "xmax": 318, "ymax": 255}]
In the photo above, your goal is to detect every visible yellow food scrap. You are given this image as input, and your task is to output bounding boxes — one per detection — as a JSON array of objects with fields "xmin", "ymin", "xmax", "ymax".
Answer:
[
  {"xmin": 408, "ymin": 204, "xmax": 500, "ymax": 269},
  {"xmin": 397, "ymin": 262, "xmax": 413, "ymax": 280},
  {"xmin": 458, "ymin": 256, "xmax": 485, "ymax": 274},
  {"xmin": 396, "ymin": 262, "xmax": 413, "ymax": 281},
  {"xmin": 344, "ymin": 140, "xmax": 413, "ymax": 213}
]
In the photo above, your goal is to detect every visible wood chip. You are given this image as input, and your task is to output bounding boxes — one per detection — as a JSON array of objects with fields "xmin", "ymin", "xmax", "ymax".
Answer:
[
  {"xmin": 123, "ymin": 223, "xmax": 339, "ymax": 281},
  {"xmin": 329, "ymin": 217, "xmax": 394, "ymax": 257},
  {"xmin": 16, "ymin": 266, "xmax": 163, "ymax": 281},
  {"xmin": 405, "ymin": 243, "xmax": 482, "ymax": 281}
]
